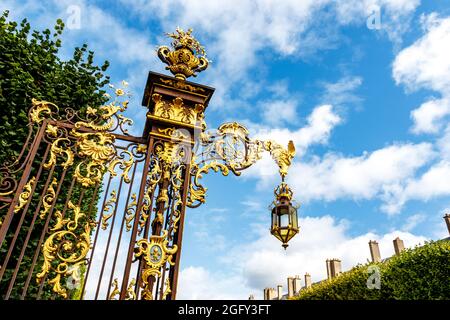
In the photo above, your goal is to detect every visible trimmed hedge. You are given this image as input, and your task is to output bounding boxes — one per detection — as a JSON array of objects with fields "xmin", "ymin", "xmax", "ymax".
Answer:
[{"xmin": 293, "ymin": 240, "xmax": 450, "ymax": 300}]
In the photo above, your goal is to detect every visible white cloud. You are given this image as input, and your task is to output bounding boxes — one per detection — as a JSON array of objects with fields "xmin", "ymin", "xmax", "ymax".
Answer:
[
  {"xmin": 382, "ymin": 160, "xmax": 450, "ymax": 213},
  {"xmin": 252, "ymin": 104, "xmax": 342, "ymax": 156},
  {"xmin": 119, "ymin": 0, "xmax": 419, "ymax": 111},
  {"xmin": 401, "ymin": 213, "xmax": 426, "ymax": 232},
  {"xmin": 321, "ymin": 76, "xmax": 363, "ymax": 108},
  {"xmin": 334, "ymin": 0, "xmax": 421, "ymax": 46},
  {"xmin": 410, "ymin": 98, "xmax": 450, "ymax": 134},
  {"xmin": 394, "ymin": 14, "xmax": 450, "ymax": 134},
  {"xmin": 290, "ymin": 142, "xmax": 435, "ymax": 208},
  {"xmin": 261, "ymin": 99, "xmax": 299, "ymax": 126},
  {"xmin": 177, "ymin": 266, "xmax": 249, "ymax": 300},
  {"xmin": 241, "ymin": 104, "xmax": 342, "ymax": 184},
  {"xmin": 393, "ymin": 14, "xmax": 450, "ymax": 94},
  {"xmin": 178, "ymin": 215, "xmax": 429, "ymax": 299},
  {"xmin": 382, "ymin": 15, "xmax": 450, "ymax": 212}
]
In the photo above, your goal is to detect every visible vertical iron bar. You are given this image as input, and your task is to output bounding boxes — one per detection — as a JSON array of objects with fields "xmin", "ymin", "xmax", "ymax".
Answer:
[
  {"xmin": 4, "ymin": 145, "xmax": 54, "ymax": 298},
  {"xmin": 105, "ymin": 161, "xmax": 138, "ymax": 299},
  {"xmin": 94, "ymin": 176, "xmax": 125, "ymax": 300},
  {"xmin": 0, "ymin": 121, "xmax": 47, "ymax": 250},
  {"xmin": 79, "ymin": 174, "xmax": 114, "ymax": 299},
  {"xmin": 20, "ymin": 167, "xmax": 68, "ymax": 299},
  {"xmin": 119, "ymin": 136, "xmax": 153, "ymax": 300},
  {"xmin": 0, "ymin": 141, "xmax": 51, "ymax": 282},
  {"xmin": 168, "ymin": 157, "xmax": 192, "ymax": 300}
]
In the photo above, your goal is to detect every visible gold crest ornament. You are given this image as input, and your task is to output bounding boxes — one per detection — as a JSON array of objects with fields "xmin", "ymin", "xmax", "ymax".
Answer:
[{"xmin": 157, "ymin": 27, "xmax": 209, "ymax": 80}]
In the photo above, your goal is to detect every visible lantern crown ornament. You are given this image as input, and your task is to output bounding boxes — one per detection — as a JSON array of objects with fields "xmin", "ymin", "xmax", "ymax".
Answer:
[{"xmin": 157, "ymin": 27, "xmax": 209, "ymax": 80}]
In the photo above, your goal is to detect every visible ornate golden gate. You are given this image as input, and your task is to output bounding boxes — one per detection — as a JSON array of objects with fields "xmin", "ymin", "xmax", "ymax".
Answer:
[{"xmin": 0, "ymin": 28, "xmax": 297, "ymax": 300}]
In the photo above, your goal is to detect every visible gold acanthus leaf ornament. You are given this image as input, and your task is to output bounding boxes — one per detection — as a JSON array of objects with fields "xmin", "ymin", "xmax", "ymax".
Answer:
[
  {"xmin": 43, "ymin": 138, "xmax": 74, "ymax": 170},
  {"xmin": 188, "ymin": 122, "xmax": 297, "ymax": 208},
  {"xmin": 262, "ymin": 140, "xmax": 296, "ymax": 179},
  {"xmin": 45, "ymin": 124, "xmax": 59, "ymax": 137},
  {"xmin": 126, "ymin": 278, "xmax": 137, "ymax": 300},
  {"xmin": 157, "ymin": 27, "xmax": 209, "ymax": 80},
  {"xmin": 125, "ymin": 193, "xmax": 137, "ymax": 232},
  {"xmin": 40, "ymin": 177, "xmax": 58, "ymax": 219},
  {"xmin": 36, "ymin": 201, "xmax": 93, "ymax": 299},
  {"xmin": 109, "ymin": 279, "xmax": 120, "ymax": 300},
  {"xmin": 187, "ymin": 160, "xmax": 230, "ymax": 208},
  {"xmin": 134, "ymin": 230, "xmax": 178, "ymax": 300},
  {"xmin": 101, "ymin": 190, "xmax": 117, "ymax": 230},
  {"xmin": 71, "ymin": 131, "xmax": 116, "ymax": 187},
  {"xmin": 108, "ymin": 150, "xmax": 134, "ymax": 184},
  {"xmin": 13, "ymin": 176, "xmax": 36, "ymax": 213},
  {"xmin": 151, "ymin": 94, "xmax": 204, "ymax": 126},
  {"xmin": 30, "ymin": 99, "xmax": 59, "ymax": 124},
  {"xmin": 162, "ymin": 278, "xmax": 172, "ymax": 300}
]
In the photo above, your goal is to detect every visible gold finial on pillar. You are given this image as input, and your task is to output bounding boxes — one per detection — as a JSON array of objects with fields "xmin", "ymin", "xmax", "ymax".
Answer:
[{"xmin": 157, "ymin": 27, "xmax": 209, "ymax": 80}]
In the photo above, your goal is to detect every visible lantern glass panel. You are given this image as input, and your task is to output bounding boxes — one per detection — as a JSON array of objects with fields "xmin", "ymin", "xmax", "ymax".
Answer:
[
  {"xmin": 271, "ymin": 210, "xmax": 277, "ymax": 228},
  {"xmin": 290, "ymin": 206, "xmax": 298, "ymax": 229},
  {"xmin": 280, "ymin": 211, "xmax": 289, "ymax": 227}
]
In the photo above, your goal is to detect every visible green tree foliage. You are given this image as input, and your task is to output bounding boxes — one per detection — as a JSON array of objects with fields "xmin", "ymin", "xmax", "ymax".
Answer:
[
  {"xmin": 0, "ymin": 10, "xmax": 109, "ymax": 165},
  {"xmin": 0, "ymin": 10, "xmax": 110, "ymax": 299},
  {"xmin": 294, "ymin": 240, "xmax": 450, "ymax": 300}
]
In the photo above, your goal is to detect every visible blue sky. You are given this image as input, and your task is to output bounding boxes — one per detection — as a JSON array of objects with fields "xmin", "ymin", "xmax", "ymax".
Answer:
[{"xmin": 2, "ymin": 0, "xmax": 450, "ymax": 299}]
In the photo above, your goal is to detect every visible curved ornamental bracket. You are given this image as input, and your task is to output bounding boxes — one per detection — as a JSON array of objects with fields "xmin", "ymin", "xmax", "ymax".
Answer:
[{"xmin": 187, "ymin": 121, "xmax": 296, "ymax": 208}]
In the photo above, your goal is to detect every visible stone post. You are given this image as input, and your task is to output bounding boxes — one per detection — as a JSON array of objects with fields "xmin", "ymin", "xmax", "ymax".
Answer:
[
  {"xmin": 287, "ymin": 277, "xmax": 294, "ymax": 298},
  {"xmin": 304, "ymin": 273, "xmax": 312, "ymax": 289},
  {"xmin": 264, "ymin": 288, "xmax": 277, "ymax": 300},
  {"xmin": 293, "ymin": 275, "xmax": 301, "ymax": 294},
  {"xmin": 369, "ymin": 240, "xmax": 381, "ymax": 262},
  {"xmin": 329, "ymin": 259, "xmax": 342, "ymax": 278},
  {"xmin": 277, "ymin": 285, "xmax": 283, "ymax": 300},
  {"xmin": 393, "ymin": 237, "xmax": 405, "ymax": 256},
  {"xmin": 444, "ymin": 213, "xmax": 450, "ymax": 235},
  {"xmin": 326, "ymin": 259, "xmax": 331, "ymax": 280}
]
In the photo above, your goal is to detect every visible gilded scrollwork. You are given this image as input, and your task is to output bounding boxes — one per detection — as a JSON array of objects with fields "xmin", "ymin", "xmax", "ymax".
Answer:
[
  {"xmin": 40, "ymin": 177, "xmax": 58, "ymax": 219},
  {"xmin": 157, "ymin": 127, "xmax": 190, "ymax": 141},
  {"xmin": 125, "ymin": 193, "xmax": 137, "ymax": 232},
  {"xmin": 109, "ymin": 279, "xmax": 120, "ymax": 300},
  {"xmin": 13, "ymin": 176, "xmax": 36, "ymax": 213},
  {"xmin": 169, "ymin": 162, "xmax": 185, "ymax": 234},
  {"xmin": 159, "ymin": 78, "xmax": 205, "ymax": 93},
  {"xmin": 109, "ymin": 277, "xmax": 136, "ymax": 300},
  {"xmin": 43, "ymin": 138, "xmax": 74, "ymax": 170},
  {"xmin": 30, "ymin": 99, "xmax": 59, "ymax": 124},
  {"xmin": 126, "ymin": 278, "xmax": 137, "ymax": 300},
  {"xmin": 45, "ymin": 124, "xmax": 59, "ymax": 137},
  {"xmin": 139, "ymin": 157, "xmax": 162, "ymax": 232},
  {"xmin": 101, "ymin": 190, "xmax": 117, "ymax": 230},
  {"xmin": 162, "ymin": 278, "xmax": 172, "ymax": 300},
  {"xmin": 72, "ymin": 131, "xmax": 115, "ymax": 187},
  {"xmin": 134, "ymin": 230, "xmax": 178, "ymax": 300},
  {"xmin": 261, "ymin": 140, "xmax": 296, "ymax": 179},
  {"xmin": 36, "ymin": 201, "xmax": 93, "ymax": 299},
  {"xmin": 74, "ymin": 102, "xmax": 122, "ymax": 132},
  {"xmin": 152, "ymin": 94, "xmax": 204, "ymax": 127},
  {"xmin": 188, "ymin": 122, "xmax": 296, "ymax": 208},
  {"xmin": 108, "ymin": 150, "xmax": 134, "ymax": 184},
  {"xmin": 187, "ymin": 160, "xmax": 229, "ymax": 208}
]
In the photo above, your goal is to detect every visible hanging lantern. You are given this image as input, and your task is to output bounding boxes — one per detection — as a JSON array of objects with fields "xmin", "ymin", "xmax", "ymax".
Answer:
[{"xmin": 270, "ymin": 182, "xmax": 299, "ymax": 249}]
